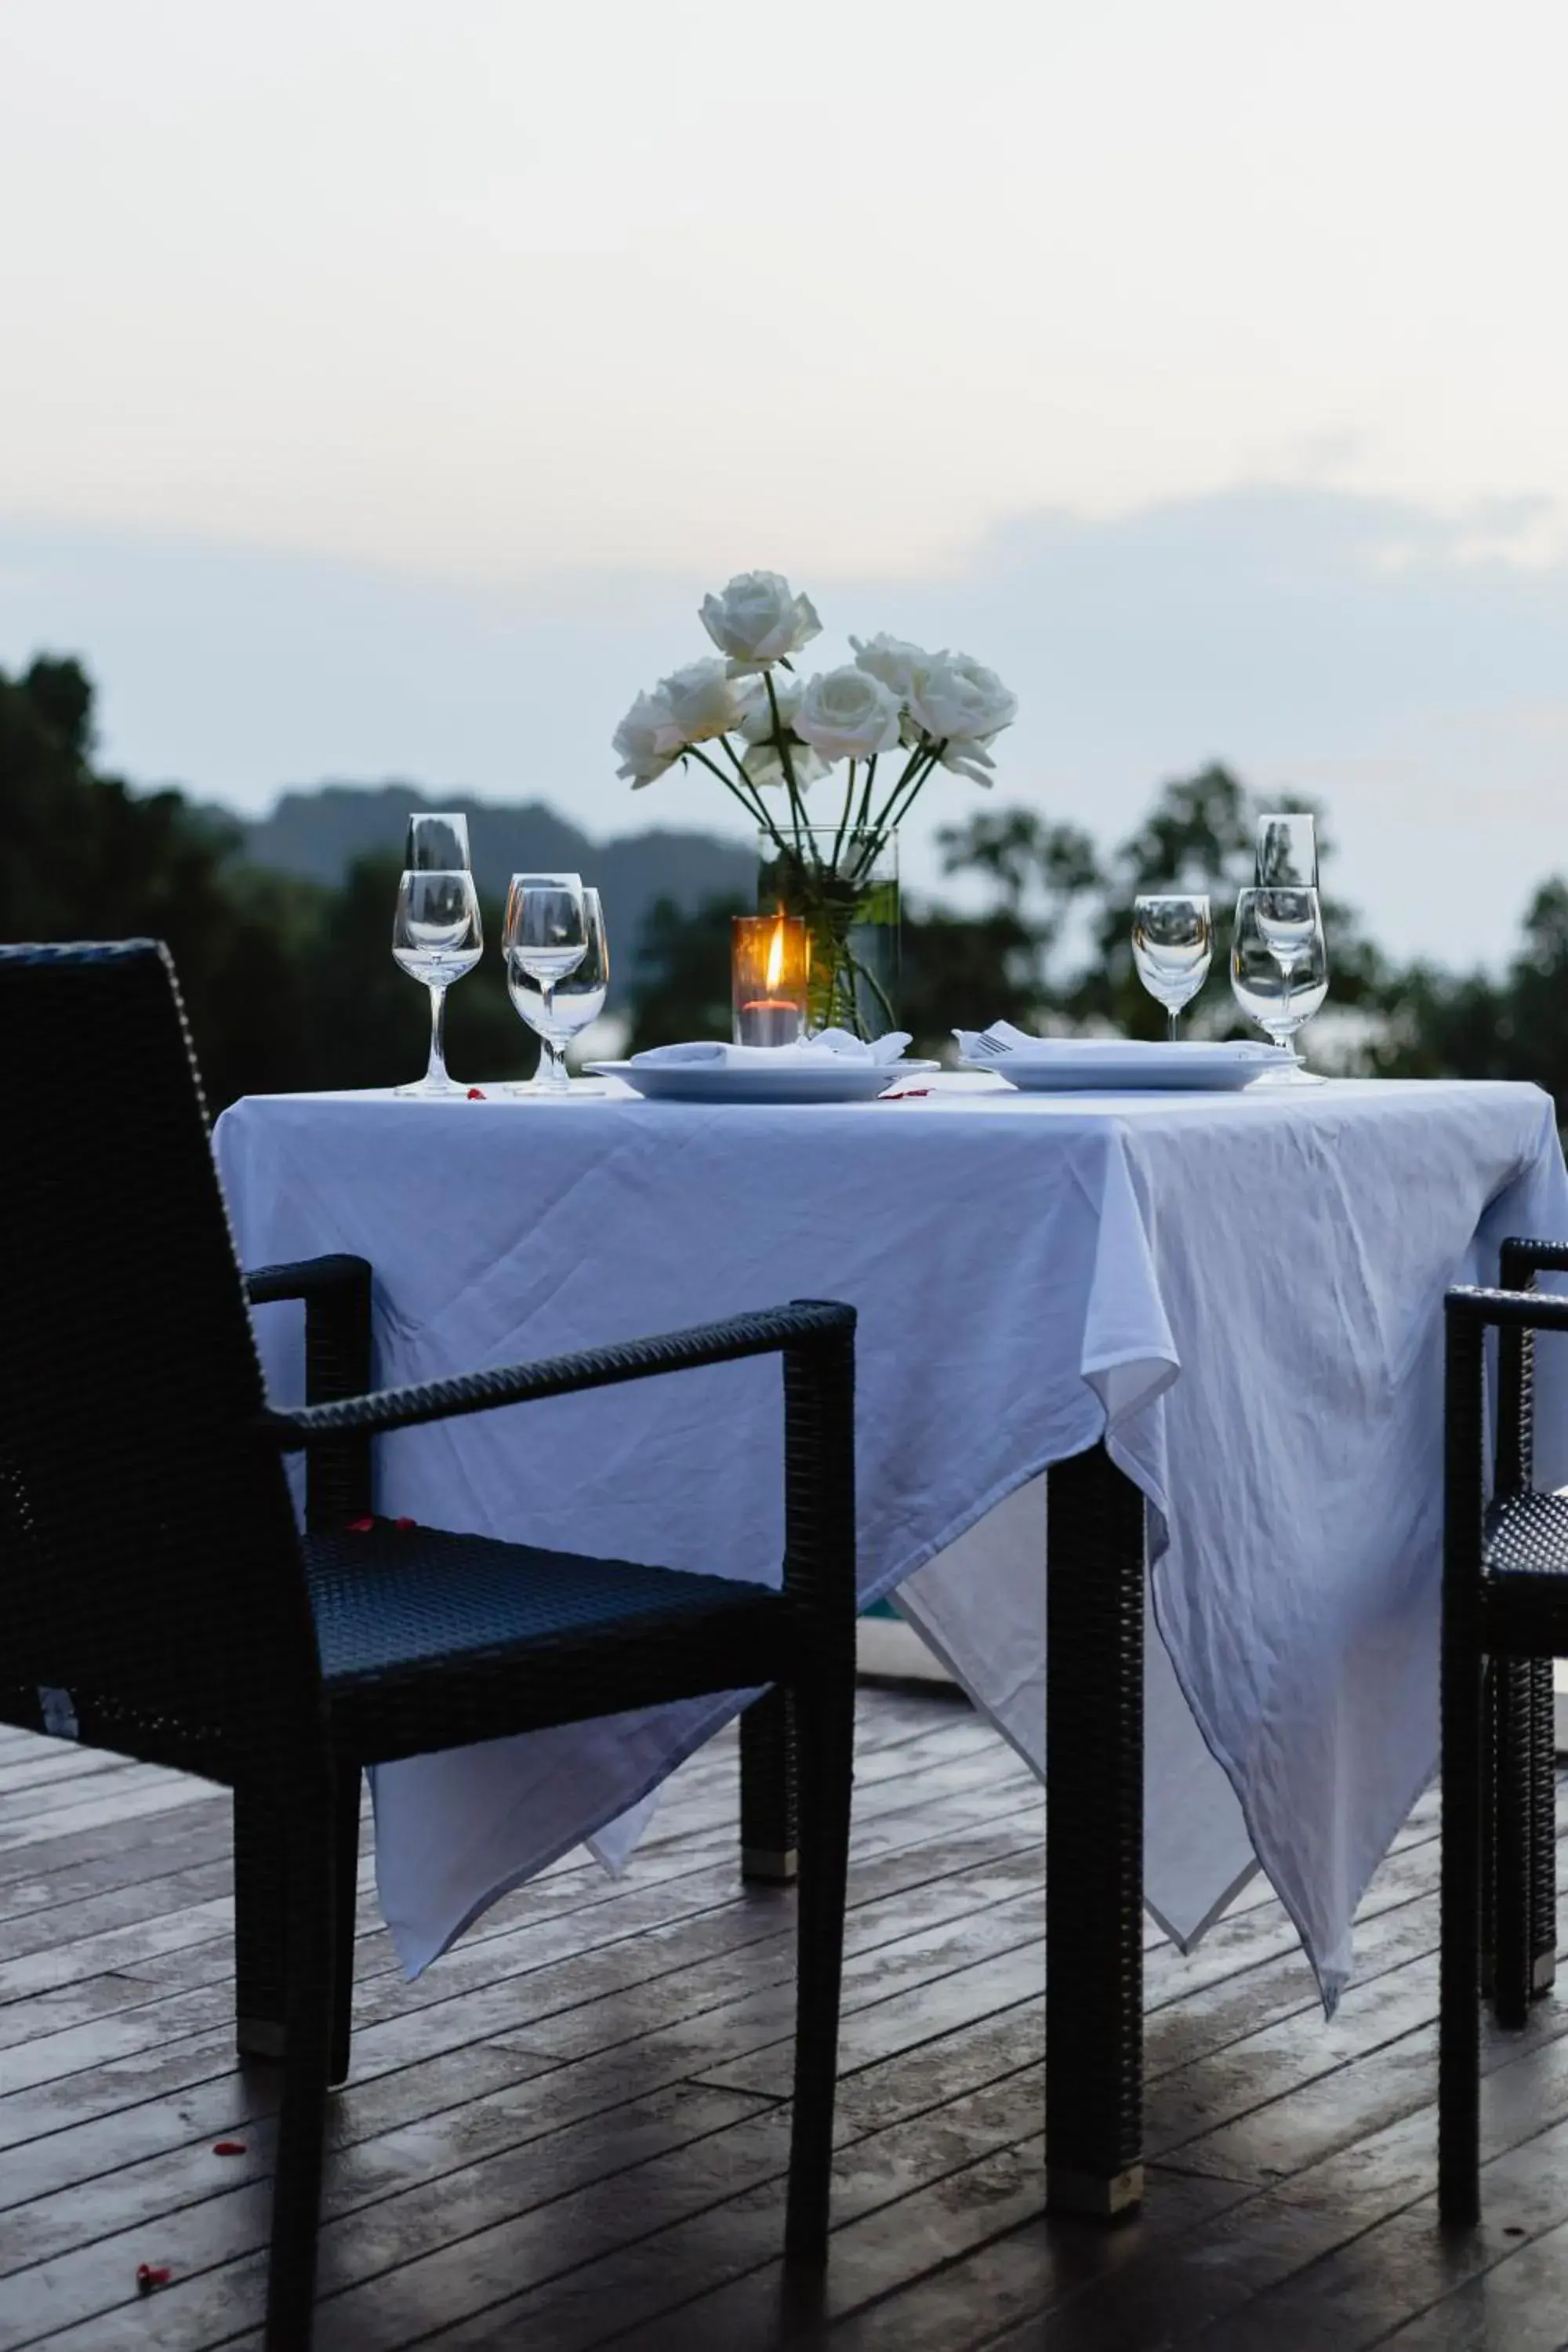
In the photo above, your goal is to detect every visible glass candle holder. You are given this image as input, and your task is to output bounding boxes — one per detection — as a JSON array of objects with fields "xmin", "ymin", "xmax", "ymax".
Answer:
[{"xmin": 731, "ymin": 913, "xmax": 807, "ymax": 1046}]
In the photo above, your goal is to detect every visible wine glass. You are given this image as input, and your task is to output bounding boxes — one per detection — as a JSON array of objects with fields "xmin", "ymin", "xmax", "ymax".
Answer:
[
  {"xmin": 406, "ymin": 812, "xmax": 471, "ymax": 873},
  {"xmin": 503, "ymin": 871, "xmax": 583, "ymax": 954},
  {"xmin": 1231, "ymin": 886, "xmax": 1328, "ymax": 1084},
  {"xmin": 509, "ymin": 887, "xmax": 609, "ymax": 1095},
  {"xmin": 1255, "ymin": 812, "xmax": 1318, "ymax": 888},
  {"xmin": 503, "ymin": 880, "xmax": 587, "ymax": 1098},
  {"xmin": 391, "ymin": 869, "xmax": 483, "ymax": 1097},
  {"xmin": 1131, "ymin": 894, "xmax": 1212, "ymax": 1040}
]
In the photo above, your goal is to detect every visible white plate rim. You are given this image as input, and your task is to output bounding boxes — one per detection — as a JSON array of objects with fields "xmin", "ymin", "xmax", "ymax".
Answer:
[
  {"xmin": 957, "ymin": 1050, "xmax": 1287, "ymax": 1091},
  {"xmin": 587, "ymin": 1057, "xmax": 942, "ymax": 1098}
]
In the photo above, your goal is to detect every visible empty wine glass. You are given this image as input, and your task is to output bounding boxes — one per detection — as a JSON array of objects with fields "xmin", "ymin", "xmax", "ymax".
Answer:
[
  {"xmin": 503, "ymin": 880, "xmax": 586, "ymax": 1098},
  {"xmin": 391, "ymin": 869, "xmax": 483, "ymax": 1096},
  {"xmin": 405, "ymin": 811, "xmax": 471, "ymax": 873},
  {"xmin": 1132, "ymin": 894, "xmax": 1212, "ymax": 1040},
  {"xmin": 503, "ymin": 871, "xmax": 583, "ymax": 952},
  {"xmin": 1231, "ymin": 886, "xmax": 1328, "ymax": 1084},
  {"xmin": 509, "ymin": 887, "xmax": 609, "ymax": 1095},
  {"xmin": 1255, "ymin": 812, "xmax": 1318, "ymax": 888}
]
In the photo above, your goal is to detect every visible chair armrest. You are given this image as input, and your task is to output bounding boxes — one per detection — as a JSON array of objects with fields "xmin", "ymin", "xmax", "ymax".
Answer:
[
  {"xmin": 262, "ymin": 1300, "xmax": 854, "ymax": 1450},
  {"xmin": 1494, "ymin": 1243, "xmax": 1568, "ymax": 1494},
  {"xmin": 1446, "ymin": 1287, "xmax": 1568, "ymax": 1336},
  {"xmin": 243, "ymin": 1254, "xmax": 374, "ymax": 1528},
  {"xmin": 1500, "ymin": 1240, "xmax": 1568, "ymax": 1286},
  {"xmin": 243, "ymin": 1253, "xmax": 372, "ymax": 1312},
  {"xmin": 263, "ymin": 1296, "xmax": 858, "ymax": 1632}
]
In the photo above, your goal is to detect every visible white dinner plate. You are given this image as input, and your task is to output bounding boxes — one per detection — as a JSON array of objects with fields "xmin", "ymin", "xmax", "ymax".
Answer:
[
  {"xmin": 587, "ymin": 1058, "xmax": 942, "ymax": 1105},
  {"xmin": 959, "ymin": 1044, "xmax": 1290, "ymax": 1092}
]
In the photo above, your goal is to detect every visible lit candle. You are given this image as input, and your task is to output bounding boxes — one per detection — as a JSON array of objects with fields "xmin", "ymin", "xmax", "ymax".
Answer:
[{"xmin": 731, "ymin": 913, "xmax": 807, "ymax": 1047}]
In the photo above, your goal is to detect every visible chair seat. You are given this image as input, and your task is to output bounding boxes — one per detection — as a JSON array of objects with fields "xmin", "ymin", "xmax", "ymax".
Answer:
[
  {"xmin": 1482, "ymin": 1492, "xmax": 1568, "ymax": 1655},
  {"xmin": 305, "ymin": 1519, "xmax": 793, "ymax": 1766},
  {"xmin": 1485, "ymin": 1491, "xmax": 1568, "ymax": 1576}
]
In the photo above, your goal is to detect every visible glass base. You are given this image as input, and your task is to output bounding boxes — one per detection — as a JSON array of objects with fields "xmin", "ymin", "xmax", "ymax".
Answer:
[
  {"xmin": 504, "ymin": 1076, "xmax": 608, "ymax": 1099},
  {"xmin": 393, "ymin": 1073, "xmax": 468, "ymax": 1098},
  {"xmin": 1247, "ymin": 1062, "xmax": 1327, "ymax": 1087}
]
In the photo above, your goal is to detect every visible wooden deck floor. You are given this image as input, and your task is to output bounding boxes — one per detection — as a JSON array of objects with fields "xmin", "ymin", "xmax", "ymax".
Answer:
[{"xmin": 1, "ymin": 1693, "xmax": 1566, "ymax": 2352}]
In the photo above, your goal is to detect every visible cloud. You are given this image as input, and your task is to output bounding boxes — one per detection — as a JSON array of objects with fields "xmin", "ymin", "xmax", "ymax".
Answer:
[{"xmin": 2, "ymin": 485, "xmax": 1566, "ymax": 964}]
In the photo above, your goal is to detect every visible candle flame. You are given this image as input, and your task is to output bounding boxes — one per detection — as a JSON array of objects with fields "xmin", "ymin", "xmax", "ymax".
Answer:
[{"xmin": 765, "ymin": 916, "xmax": 786, "ymax": 993}]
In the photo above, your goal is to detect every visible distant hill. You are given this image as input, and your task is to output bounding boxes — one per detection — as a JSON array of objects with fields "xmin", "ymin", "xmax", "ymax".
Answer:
[{"xmin": 227, "ymin": 783, "xmax": 753, "ymax": 967}]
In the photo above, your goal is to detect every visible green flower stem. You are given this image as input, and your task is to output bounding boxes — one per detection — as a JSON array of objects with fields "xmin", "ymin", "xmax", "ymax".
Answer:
[
  {"xmin": 830, "ymin": 760, "xmax": 857, "ymax": 872},
  {"xmin": 715, "ymin": 735, "xmax": 785, "ymax": 839},
  {"xmin": 762, "ymin": 670, "xmax": 816, "ymax": 869},
  {"xmin": 866, "ymin": 742, "xmax": 947, "ymax": 858},
  {"xmin": 855, "ymin": 754, "xmax": 878, "ymax": 835},
  {"xmin": 683, "ymin": 744, "xmax": 794, "ymax": 865}
]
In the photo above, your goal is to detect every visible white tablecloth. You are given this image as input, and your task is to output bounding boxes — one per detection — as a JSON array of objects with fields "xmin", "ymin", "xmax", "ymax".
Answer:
[{"xmin": 212, "ymin": 1077, "xmax": 1568, "ymax": 2006}]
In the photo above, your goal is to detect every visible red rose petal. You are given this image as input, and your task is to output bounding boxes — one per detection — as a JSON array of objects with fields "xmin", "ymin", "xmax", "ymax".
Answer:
[
  {"xmin": 466, "ymin": 1087, "xmax": 487, "ymax": 1100},
  {"xmin": 394, "ymin": 1515, "xmax": 416, "ymax": 1530},
  {"xmin": 347, "ymin": 1516, "xmax": 376, "ymax": 1534},
  {"xmin": 136, "ymin": 2263, "xmax": 172, "ymax": 2292},
  {"xmin": 212, "ymin": 2140, "xmax": 246, "ymax": 2157}
]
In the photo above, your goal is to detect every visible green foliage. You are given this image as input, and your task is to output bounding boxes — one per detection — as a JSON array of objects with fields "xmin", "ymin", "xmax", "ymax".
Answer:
[
  {"xmin": 622, "ymin": 895, "xmax": 747, "ymax": 1051},
  {"xmin": 2, "ymin": 650, "xmax": 1566, "ymax": 1118}
]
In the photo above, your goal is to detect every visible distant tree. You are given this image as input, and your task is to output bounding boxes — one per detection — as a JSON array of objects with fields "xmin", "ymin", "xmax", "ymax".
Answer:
[
  {"xmin": 897, "ymin": 906, "xmax": 1040, "ymax": 1058},
  {"xmin": 0, "ymin": 655, "xmax": 314, "ymax": 1105},
  {"xmin": 623, "ymin": 894, "xmax": 746, "ymax": 1052},
  {"xmin": 1370, "ymin": 878, "xmax": 1568, "ymax": 1103}
]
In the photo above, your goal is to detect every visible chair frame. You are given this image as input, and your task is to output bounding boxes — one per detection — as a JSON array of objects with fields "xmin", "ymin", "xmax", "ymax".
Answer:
[
  {"xmin": 0, "ymin": 940, "xmax": 857, "ymax": 2351},
  {"xmin": 255, "ymin": 1294, "xmax": 858, "ymax": 2344},
  {"xmin": 1440, "ymin": 1260, "xmax": 1568, "ymax": 2225}
]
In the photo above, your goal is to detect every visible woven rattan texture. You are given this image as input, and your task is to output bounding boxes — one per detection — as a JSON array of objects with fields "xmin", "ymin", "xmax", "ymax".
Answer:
[
  {"xmin": 1443, "ymin": 1264, "xmax": 1568, "ymax": 2224},
  {"xmin": 309, "ymin": 1523, "xmax": 794, "ymax": 1762},
  {"xmin": 0, "ymin": 942, "xmax": 858, "ymax": 2347},
  {"xmin": 0, "ymin": 942, "xmax": 321, "ymax": 1769},
  {"xmin": 1045, "ymin": 1443, "xmax": 1144, "ymax": 2201}
]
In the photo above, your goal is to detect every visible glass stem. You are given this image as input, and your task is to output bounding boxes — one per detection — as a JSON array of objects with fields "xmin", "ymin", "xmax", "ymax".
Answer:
[
  {"xmin": 540, "ymin": 985, "xmax": 568, "ymax": 1089},
  {"xmin": 1167, "ymin": 1005, "xmax": 1179, "ymax": 1043},
  {"xmin": 426, "ymin": 985, "xmax": 450, "ymax": 1087}
]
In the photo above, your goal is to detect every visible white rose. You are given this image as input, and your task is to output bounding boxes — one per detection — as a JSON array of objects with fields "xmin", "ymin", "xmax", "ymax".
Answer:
[
  {"xmin": 906, "ymin": 651, "xmax": 1018, "ymax": 785},
  {"xmin": 699, "ymin": 569, "xmax": 822, "ymax": 675},
  {"xmin": 735, "ymin": 672, "xmax": 803, "ymax": 744},
  {"xmin": 656, "ymin": 658, "xmax": 745, "ymax": 747},
  {"xmin": 742, "ymin": 737, "xmax": 830, "ymax": 791},
  {"xmin": 793, "ymin": 665, "xmax": 903, "ymax": 764},
  {"xmin": 732, "ymin": 672, "xmax": 828, "ymax": 789},
  {"xmin": 850, "ymin": 632, "xmax": 930, "ymax": 702},
  {"xmin": 612, "ymin": 686, "xmax": 680, "ymax": 789}
]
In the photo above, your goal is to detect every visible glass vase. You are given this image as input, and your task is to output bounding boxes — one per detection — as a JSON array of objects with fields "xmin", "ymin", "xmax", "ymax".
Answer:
[{"xmin": 757, "ymin": 827, "xmax": 900, "ymax": 1040}]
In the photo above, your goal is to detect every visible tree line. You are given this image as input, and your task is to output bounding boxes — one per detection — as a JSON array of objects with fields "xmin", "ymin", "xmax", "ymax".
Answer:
[{"xmin": 5, "ymin": 652, "xmax": 1566, "ymax": 1110}]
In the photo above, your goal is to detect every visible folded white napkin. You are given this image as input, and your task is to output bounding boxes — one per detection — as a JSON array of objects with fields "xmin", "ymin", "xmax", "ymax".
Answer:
[
  {"xmin": 630, "ymin": 1028, "xmax": 913, "ymax": 1069},
  {"xmin": 953, "ymin": 1021, "xmax": 1289, "ymax": 1065}
]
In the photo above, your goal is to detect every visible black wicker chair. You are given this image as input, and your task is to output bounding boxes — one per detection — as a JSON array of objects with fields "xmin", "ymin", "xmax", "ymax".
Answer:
[
  {"xmin": 1440, "ymin": 1251, "xmax": 1567, "ymax": 2225},
  {"xmin": 0, "ymin": 942, "xmax": 858, "ymax": 2348}
]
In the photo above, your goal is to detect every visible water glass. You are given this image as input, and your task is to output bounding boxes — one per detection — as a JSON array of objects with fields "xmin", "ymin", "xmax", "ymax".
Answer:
[
  {"xmin": 1131, "ymin": 894, "xmax": 1212, "ymax": 1039},
  {"xmin": 503, "ymin": 879, "xmax": 587, "ymax": 1097},
  {"xmin": 390, "ymin": 869, "xmax": 483, "ymax": 1096},
  {"xmin": 1255, "ymin": 812, "xmax": 1318, "ymax": 889},
  {"xmin": 405, "ymin": 812, "xmax": 471, "ymax": 873},
  {"xmin": 503, "ymin": 871, "xmax": 583, "ymax": 955},
  {"xmin": 1230, "ymin": 886, "xmax": 1328, "ymax": 1083},
  {"xmin": 508, "ymin": 887, "xmax": 609, "ymax": 1094}
]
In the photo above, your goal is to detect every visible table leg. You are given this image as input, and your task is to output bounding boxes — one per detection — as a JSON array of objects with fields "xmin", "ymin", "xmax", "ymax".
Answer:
[
  {"xmin": 1046, "ymin": 1442, "xmax": 1145, "ymax": 2217},
  {"xmin": 740, "ymin": 1686, "xmax": 799, "ymax": 1882}
]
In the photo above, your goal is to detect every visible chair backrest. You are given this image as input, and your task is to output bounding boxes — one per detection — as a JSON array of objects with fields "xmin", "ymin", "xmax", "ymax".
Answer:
[{"xmin": 0, "ymin": 942, "xmax": 321, "ymax": 1773}]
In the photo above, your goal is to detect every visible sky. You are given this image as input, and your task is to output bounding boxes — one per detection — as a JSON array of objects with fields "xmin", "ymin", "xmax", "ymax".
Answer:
[{"xmin": 2, "ymin": 0, "xmax": 1567, "ymax": 964}]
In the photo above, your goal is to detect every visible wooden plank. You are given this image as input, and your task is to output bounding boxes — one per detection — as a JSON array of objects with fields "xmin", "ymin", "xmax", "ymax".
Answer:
[{"xmin": 4, "ymin": 1691, "xmax": 1563, "ymax": 2352}]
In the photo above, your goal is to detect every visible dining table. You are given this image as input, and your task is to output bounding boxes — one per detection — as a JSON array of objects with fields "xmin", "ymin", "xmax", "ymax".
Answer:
[{"xmin": 212, "ymin": 1068, "xmax": 1568, "ymax": 2218}]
